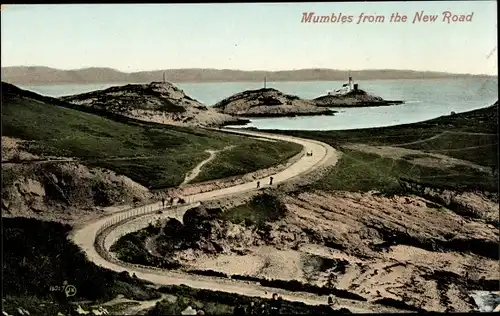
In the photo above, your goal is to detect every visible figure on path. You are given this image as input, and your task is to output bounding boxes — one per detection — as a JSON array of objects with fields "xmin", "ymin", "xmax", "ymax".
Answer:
[
  {"xmin": 328, "ymin": 295, "xmax": 338, "ymax": 307},
  {"xmin": 269, "ymin": 293, "xmax": 282, "ymax": 315},
  {"xmin": 256, "ymin": 181, "xmax": 260, "ymax": 189},
  {"xmin": 269, "ymin": 176, "xmax": 274, "ymax": 185},
  {"xmin": 162, "ymin": 197, "xmax": 165, "ymax": 208}
]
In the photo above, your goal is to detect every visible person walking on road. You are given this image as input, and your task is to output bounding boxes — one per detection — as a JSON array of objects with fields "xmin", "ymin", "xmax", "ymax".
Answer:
[
  {"xmin": 162, "ymin": 197, "xmax": 165, "ymax": 208},
  {"xmin": 269, "ymin": 293, "xmax": 282, "ymax": 315},
  {"xmin": 269, "ymin": 176, "xmax": 274, "ymax": 186},
  {"xmin": 256, "ymin": 181, "xmax": 260, "ymax": 189}
]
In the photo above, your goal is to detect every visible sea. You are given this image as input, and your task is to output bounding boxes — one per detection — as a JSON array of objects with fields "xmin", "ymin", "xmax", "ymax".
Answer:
[{"xmin": 19, "ymin": 77, "xmax": 498, "ymax": 131}]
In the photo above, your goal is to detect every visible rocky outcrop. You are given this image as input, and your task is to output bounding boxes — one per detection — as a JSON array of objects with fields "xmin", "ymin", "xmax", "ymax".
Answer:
[
  {"xmin": 213, "ymin": 88, "xmax": 336, "ymax": 118},
  {"xmin": 398, "ymin": 179, "xmax": 499, "ymax": 225},
  {"xmin": 1, "ymin": 137, "xmax": 151, "ymax": 223},
  {"xmin": 61, "ymin": 82, "xmax": 248, "ymax": 127},
  {"xmin": 154, "ymin": 205, "xmax": 260, "ymax": 257},
  {"xmin": 313, "ymin": 89, "xmax": 403, "ymax": 107}
]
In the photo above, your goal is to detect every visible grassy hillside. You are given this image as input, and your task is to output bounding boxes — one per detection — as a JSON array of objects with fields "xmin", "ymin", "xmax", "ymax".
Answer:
[
  {"xmin": 1, "ymin": 82, "xmax": 302, "ymax": 189},
  {"xmin": 267, "ymin": 103, "xmax": 498, "ymax": 193}
]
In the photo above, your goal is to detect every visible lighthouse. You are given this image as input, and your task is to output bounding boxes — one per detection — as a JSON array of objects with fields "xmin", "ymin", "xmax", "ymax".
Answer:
[{"xmin": 348, "ymin": 71, "xmax": 353, "ymax": 91}]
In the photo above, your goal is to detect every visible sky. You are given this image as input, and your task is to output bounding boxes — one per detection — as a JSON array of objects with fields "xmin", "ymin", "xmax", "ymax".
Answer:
[{"xmin": 1, "ymin": 1, "xmax": 497, "ymax": 75}]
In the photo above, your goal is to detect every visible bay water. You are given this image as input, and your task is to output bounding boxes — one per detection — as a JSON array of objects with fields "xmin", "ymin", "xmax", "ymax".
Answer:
[{"xmin": 19, "ymin": 78, "xmax": 498, "ymax": 131}]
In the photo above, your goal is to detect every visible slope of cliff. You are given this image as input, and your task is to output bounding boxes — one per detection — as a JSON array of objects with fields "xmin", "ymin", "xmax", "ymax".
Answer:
[
  {"xmin": 2, "ymin": 139, "xmax": 152, "ymax": 223},
  {"xmin": 60, "ymin": 82, "xmax": 246, "ymax": 127},
  {"xmin": 213, "ymin": 88, "xmax": 335, "ymax": 117}
]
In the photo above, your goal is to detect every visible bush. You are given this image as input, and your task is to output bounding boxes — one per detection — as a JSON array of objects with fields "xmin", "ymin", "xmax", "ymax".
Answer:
[
  {"xmin": 153, "ymin": 285, "xmax": 342, "ymax": 315},
  {"xmin": 110, "ymin": 230, "xmax": 182, "ymax": 269},
  {"xmin": 373, "ymin": 298, "xmax": 426, "ymax": 312},
  {"xmin": 221, "ymin": 193, "xmax": 287, "ymax": 228},
  {"xmin": 228, "ymin": 275, "xmax": 367, "ymax": 302},
  {"xmin": 189, "ymin": 269, "xmax": 229, "ymax": 278},
  {"xmin": 3, "ymin": 218, "xmax": 160, "ymax": 303}
]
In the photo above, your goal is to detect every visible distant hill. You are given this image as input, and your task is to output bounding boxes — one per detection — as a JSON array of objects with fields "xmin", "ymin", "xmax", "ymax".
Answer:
[{"xmin": 1, "ymin": 66, "xmax": 495, "ymax": 85}]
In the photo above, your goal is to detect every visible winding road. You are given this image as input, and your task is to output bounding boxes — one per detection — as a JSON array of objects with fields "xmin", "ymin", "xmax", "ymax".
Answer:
[{"xmin": 70, "ymin": 128, "xmax": 400, "ymax": 314}]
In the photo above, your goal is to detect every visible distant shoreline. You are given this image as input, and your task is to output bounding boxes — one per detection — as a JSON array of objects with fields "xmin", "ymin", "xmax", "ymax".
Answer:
[
  {"xmin": 6, "ymin": 77, "xmax": 497, "ymax": 87},
  {"xmin": 2, "ymin": 66, "xmax": 496, "ymax": 86}
]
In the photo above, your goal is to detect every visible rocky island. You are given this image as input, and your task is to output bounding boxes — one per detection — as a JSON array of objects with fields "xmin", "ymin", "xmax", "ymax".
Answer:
[
  {"xmin": 212, "ymin": 88, "xmax": 336, "ymax": 118},
  {"xmin": 61, "ymin": 82, "xmax": 249, "ymax": 127},
  {"xmin": 313, "ymin": 77, "xmax": 404, "ymax": 107}
]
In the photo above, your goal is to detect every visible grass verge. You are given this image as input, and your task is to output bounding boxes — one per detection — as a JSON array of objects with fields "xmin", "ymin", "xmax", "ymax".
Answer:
[
  {"xmin": 308, "ymin": 149, "xmax": 497, "ymax": 193},
  {"xmin": 194, "ymin": 141, "xmax": 302, "ymax": 182}
]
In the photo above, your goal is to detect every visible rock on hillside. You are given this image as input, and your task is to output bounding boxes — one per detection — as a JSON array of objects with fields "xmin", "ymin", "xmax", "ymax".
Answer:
[
  {"xmin": 153, "ymin": 190, "xmax": 498, "ymax": 312},
  {"xmin": 213, "ymin": 88, "xmax": 336, "ymax": 117},
  {"xmin": 61, "ymin": 82, "xmax": 247, "ymax": 127},
  {"xmin": 313, "ymin": 89, "xmax": 404, "ymax": 107},
  {"xmin": 1, "ymin": 136, "xmax": 152, "ymax": 223}
]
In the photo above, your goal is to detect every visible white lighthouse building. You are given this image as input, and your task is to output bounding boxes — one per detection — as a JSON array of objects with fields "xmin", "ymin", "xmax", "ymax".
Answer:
[{"xmin": 327, "ymin": 72, "xmax": 356, "ymax": 96}]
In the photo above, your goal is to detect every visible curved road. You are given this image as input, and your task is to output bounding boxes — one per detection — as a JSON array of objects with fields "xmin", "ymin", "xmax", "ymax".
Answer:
[{"xmin": 70, "ymin": 129, "xmax": 398, "ymax": 313}]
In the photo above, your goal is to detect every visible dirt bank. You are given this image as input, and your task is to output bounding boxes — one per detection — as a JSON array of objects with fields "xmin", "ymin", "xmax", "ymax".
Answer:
[{"xmin": 1, "ymin": 137, "xmax": 152, "ymax": 224}]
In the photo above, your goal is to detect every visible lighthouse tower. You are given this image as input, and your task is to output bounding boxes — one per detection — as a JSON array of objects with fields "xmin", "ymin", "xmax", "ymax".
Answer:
[{"xmin": 348, "ymin": 71, "xmax": 353, "ymax": 91}]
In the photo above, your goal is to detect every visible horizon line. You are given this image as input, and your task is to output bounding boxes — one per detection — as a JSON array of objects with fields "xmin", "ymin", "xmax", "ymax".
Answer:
[{"xmin": 2, "ymin": 65, "xmax": 497, "ymax": 77}]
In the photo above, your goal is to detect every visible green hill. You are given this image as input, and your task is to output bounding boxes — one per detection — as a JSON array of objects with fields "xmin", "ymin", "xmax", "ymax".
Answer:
[
  {"xmin": 1, "ymin": 82, "xmax": 302, "ymax": 189},
  {"xmin": 270, "ymin": 102, "xmax": 498, "ymax": 193}
]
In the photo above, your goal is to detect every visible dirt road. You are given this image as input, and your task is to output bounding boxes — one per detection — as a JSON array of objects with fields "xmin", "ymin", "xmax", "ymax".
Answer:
[
  {"xmin": 181, "ymin": 145, "xmax": 235, "ymax": 185},
  {"xmin": 70, "ymin": 129, "xmax": 400, "ymax": 313}
]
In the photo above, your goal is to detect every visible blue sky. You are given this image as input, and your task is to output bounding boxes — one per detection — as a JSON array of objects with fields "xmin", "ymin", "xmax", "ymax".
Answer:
[{"xmin": 1, "ymin": 2, "xmax": 497, "ymax": 74}]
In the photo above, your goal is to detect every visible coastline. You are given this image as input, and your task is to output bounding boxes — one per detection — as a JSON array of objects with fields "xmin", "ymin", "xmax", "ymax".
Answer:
[
  {"xmin": 314, "ymin": 100, "xmax": 405, "ymax": 108},
  {"xmin": 3, "ymin": 74, "xmax": 497, "ymax": 87},
  {"xmin": 222, "ymin": 110, "xmax": 337, "ymax": 120}
]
